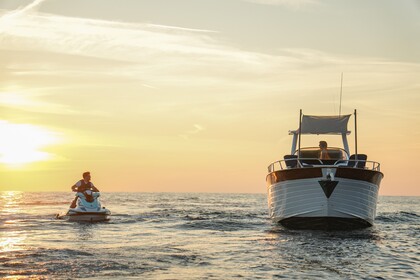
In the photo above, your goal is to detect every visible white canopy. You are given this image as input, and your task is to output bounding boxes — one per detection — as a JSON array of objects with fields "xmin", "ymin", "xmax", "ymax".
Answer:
[{"xmin": 300, "ymin": 114, "xmax": 351, "ymax": 135}]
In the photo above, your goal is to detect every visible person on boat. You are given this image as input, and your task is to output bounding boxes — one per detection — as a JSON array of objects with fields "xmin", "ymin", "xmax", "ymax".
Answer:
[
  {"xmin": 70, "ymin": 172, "xmax": 100, "ymax": 208},
  {"xmin": 319, "ymin": 141, "xmax": 331, "ymax": 160}
]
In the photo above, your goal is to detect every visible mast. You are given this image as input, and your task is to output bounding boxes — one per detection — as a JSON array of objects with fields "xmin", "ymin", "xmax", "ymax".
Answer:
[
  {"xmin": 354, "ymin": 109, "xmax": 358, "ymax": 159},
  {"xmin": 339, "ymin": 72, "xmax": 343, "ymax": 116},
  {"xmin": 298, "ymin": 109, "xmax": 302, "ymax": 162}
]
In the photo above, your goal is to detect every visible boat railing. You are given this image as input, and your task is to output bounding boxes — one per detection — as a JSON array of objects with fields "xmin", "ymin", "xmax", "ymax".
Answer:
[{"xmin": 267, "ymin": 158, "xmax": 381, "ymax": 173}]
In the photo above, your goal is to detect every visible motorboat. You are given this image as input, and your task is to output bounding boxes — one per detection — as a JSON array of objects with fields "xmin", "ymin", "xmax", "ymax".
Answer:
[
  {"xmin": 266, "ymin": 110, "xmax": 384, "ymax": 230},
  {"xmin": 57, "ymin": 190, "xmax": 111, "ymax": 222}
]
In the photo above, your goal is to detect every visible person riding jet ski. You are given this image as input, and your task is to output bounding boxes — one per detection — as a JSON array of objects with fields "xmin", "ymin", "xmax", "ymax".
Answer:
[
  {"xmin": 70, "ymin": 171, "xmax": 99, "ymax": 208},
  {"xmin": 63, "ymin": 171, "xmax": 110, "ymax": 222}
]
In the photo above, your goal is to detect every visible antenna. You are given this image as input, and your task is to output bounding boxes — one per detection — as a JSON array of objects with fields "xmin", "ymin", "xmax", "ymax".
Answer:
[{"xmin": 339, "ymin": 72, "xmax": 343, "ymax": 116}]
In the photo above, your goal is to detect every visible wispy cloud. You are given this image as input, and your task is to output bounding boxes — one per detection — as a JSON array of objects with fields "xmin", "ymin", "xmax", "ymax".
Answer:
[
  {"xmin": 0, "ymin": 1, "xmax": 275, "ymax": 93},
  {"xmin": 0, "ymin": 90, "xmax": 62, "ymax": 110},
  {"xmin": 179, "ymin": 124, "xmax": 205, "ymax": 140},
  {"xmin": 0, "ymin": 0, "xmax": 394, "ymax": 88},
  {"xmin": 0, "ymin": 0, "xmax": 308, "ymax": 106},
  {"xmin": 0, "ymin": 4, "xmax": 227, "ymax": 61},
  {"xmin": 0, "ymin": 0, "xmax": 419, "ymax": 119},
  {"xmin": 1, "ymin": 0, "xmax": 46, "ymax": 20}
]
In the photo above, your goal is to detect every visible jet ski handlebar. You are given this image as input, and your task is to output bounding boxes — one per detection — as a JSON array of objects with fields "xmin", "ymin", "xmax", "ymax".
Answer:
[{"xmin": 75, "ymin": 190, "xmax": 100, "ymax": 198}]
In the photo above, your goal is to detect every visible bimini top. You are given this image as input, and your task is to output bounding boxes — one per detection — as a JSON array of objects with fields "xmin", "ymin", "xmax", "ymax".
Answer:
[{"xmin": 290, "ymin": 114, "xmax": 351, "ymax": 135}]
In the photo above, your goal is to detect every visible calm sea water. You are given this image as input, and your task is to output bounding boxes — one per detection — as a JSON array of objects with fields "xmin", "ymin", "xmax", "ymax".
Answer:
[{"xmin": 0, "ymin": 192, "xmax": 419, "ymax": 279}]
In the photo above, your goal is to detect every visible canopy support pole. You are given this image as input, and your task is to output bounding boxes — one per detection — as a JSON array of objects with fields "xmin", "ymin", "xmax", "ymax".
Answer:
[{"xmin": 342, "ymin": 133, "xmax": 349, "ymax": 155}]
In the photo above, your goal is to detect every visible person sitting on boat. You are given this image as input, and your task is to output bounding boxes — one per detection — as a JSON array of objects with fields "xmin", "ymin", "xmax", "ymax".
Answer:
[
  {"xmin": 319, "ymin": 141, "xmax": 331, "ymax": 160},
  {"xmin": 70, "ymin": 171, "xmax": 100, "ymax": 208}
]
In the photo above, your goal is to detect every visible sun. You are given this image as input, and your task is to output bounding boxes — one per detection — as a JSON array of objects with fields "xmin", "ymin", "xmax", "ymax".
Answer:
[{"xmin": 0, "ymin": 120, "xmax": 58, "ymax": 166}]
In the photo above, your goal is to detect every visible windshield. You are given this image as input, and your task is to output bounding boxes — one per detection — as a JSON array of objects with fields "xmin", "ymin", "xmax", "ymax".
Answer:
[{"xmin": 294, "ymin": 147, "xmax": 348, "ymax": 160}]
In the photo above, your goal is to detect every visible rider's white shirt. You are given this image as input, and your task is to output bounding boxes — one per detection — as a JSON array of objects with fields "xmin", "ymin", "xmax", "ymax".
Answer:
[{"xmin": 74, "ymin": 180, "xmax": 95, "ymax": 187}]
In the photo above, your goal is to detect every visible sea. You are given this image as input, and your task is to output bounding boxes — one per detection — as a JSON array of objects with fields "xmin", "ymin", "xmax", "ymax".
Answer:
[{"xmin": 0, "ymin": 192, "xmax": 419, "ymax": 279}]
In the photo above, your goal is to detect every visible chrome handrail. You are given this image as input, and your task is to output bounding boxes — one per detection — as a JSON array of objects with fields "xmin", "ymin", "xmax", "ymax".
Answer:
[{"xmin": 268, "ymin": 158, "xmax": 381, "ymax": 173}]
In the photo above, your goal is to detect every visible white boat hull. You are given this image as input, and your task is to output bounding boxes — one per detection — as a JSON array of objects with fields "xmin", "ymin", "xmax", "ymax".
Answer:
[{"xmin": 267, "ymin": 167, "xmax": 383, "ymax": 229}]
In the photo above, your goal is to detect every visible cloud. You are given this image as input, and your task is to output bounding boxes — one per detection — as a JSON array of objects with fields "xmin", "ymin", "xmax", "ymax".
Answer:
[
  {"xmin": 179, "ymin": 124, "xmax": 205, "ymax": 140},
  {"xmin": 0, "ymin": 4, "xmax": 226, "ymax": 61},
  {"xmin": 0, "ymin": 1, "xmax": 303, "ymax": 63},
  {"xmin": 1, "ymin": 0, "xmax": 47, "ymax": 20},
  {"xmin": 0, "ymin": 1, "xmax": 278, "ymax": 92},
  {"xmin": 189, "ymin": 124, "xmax": 205, "ymax": 134},
  {"xmin": 0, "ymin": 0, "xmax": 419, "ymax": 115},
  {"xmin": 0, "ymin": 90, "xmax": 72, "ymax": 113},
  {"xmin": 0, "ymin": 0, "xmax": 378, "ymax": 88},
  {"xmin": 0, "ymin": 0, "xmax": 308, "ymax": 102}
]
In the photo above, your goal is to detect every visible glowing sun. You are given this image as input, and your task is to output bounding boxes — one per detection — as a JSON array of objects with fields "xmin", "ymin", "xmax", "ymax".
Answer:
[{"xmin": 0, "ymin": 121, "xmax": 58, "ymax": 166}]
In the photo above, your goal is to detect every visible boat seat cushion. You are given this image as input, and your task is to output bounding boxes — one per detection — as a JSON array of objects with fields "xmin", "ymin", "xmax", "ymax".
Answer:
[
  {"xmin": 348, "ymin": 154, "xmax": 368, "ymax": 168},
  {"xmin": 284, "ymin": 155, "xmax": 298, "ymax": 168}
]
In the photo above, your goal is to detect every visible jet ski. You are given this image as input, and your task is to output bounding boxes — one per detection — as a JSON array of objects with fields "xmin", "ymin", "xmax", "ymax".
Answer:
[{"xmin": 58, "ymin": 190, "xmax": 111, "ymax": 222}]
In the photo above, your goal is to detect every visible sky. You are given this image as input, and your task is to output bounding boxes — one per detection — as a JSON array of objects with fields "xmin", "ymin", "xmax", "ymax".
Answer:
[{"xmin": 0, "ymin": 0, "xmax": 419, "ymax": 195}]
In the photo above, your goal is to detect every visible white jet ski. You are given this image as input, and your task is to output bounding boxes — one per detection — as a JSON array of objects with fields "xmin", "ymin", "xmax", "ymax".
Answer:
[{"xmin": 58, "ymin": 190, "xmax": 111, "ymax": 222}]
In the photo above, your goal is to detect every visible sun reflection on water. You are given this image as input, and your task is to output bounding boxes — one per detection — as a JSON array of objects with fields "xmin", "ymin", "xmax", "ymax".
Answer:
[
  {"xmin": 0, "ymin": 191, "xmax": 27, "ymax": 253},
  {"xmin": 0, "ymin": 234, "xmax": 26, "ymax": 253},
  {"xmin": 0, "ymin": 191, "xmax": 23, "ymax": 213}
]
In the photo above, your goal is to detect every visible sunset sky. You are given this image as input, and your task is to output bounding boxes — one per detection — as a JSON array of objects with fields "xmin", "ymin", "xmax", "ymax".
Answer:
[{"xmin": 0, "ymin": 0, "xmax": 419, "ymax": 195}]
